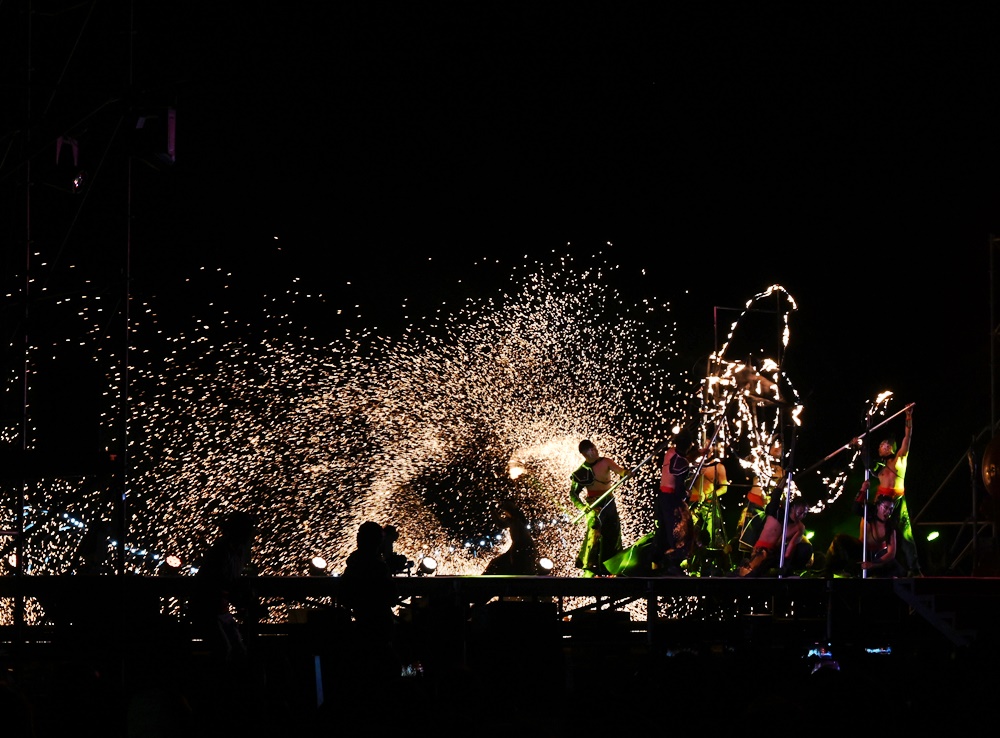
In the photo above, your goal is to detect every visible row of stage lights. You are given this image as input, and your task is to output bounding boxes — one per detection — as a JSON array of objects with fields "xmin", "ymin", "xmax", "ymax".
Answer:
[{"xmin": 27, "ymin": 510, "xmax": 946, "ymax": 578}]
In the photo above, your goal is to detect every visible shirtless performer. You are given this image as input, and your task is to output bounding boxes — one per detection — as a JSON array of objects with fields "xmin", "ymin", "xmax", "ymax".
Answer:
[
  {"xmin": 737, "ymin": 494, "xmax": 812, "ymax": 577},
  {"xmin": 737, "ymin": 443, "xmax": 784, "ymax": 554},
  {"xmin": 824, "ymin": 479, "xmax": 905, "ymax": 578},
  {"xmin": 874, "ymin": 405, "xmax": 920, "ymax": 575},
  {"xmin": 652, "ymin": 430, "xmax": 701, "ymax": 576},
  {"xmin": 569, "ymin": 439, "xmax": 627, "ymax": 576}
]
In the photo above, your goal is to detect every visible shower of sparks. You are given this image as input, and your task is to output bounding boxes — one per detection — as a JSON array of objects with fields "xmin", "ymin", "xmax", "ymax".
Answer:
[
  {"xmin": 694, "ymin": 284, "xmax": 896, "ymax": 513},
  {"xmin": 698, "ymin": 285, "xmax": 806, "ymax": 501},
  {"xmin": 112, "ymin": 253, "xmax": 694, "ymax": 580},
  {"xmin": 803, "ymin": 391, "xmax": 900, "ymax": 514},
  {"xmin": 1, "ymin": 251, "xmax": 906, "ymax": 626}
]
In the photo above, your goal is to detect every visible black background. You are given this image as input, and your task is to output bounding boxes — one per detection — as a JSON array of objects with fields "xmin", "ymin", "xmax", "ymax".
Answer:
[{"xmin": 4, "ymin": 4, "xmax": 1000, "ymax": 541}]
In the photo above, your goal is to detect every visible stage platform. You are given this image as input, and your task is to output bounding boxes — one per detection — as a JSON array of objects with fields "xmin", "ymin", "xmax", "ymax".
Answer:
[
  {"xmin": 2, "ymin": 574, "xmax": 998, "ymax": 734},
  {"xmin": 3, "ymin": 573, "xmax": 999, "ymax": 655}
]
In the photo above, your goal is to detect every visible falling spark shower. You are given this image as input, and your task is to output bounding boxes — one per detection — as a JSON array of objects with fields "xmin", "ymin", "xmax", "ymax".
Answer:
[
  {"xmin": 2, "ymin": 249, "xmax": 904, "ymax": 616},
  {"xmin": 121, "ymin": 254, "xmax": 692, "ymax": 579}
]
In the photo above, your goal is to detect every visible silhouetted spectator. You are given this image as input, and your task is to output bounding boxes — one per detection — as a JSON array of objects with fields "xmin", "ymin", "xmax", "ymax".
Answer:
[
  {"xmin": 331, "ymin": 520, "xmax": 402, "ymax": 715},
  {"xmin": 340, "ymin": 521, "xmax": 398, "ymax": 647},
  {"xmin": 73, "ymin": 519, "xmax": 114, "ymax": 575},
  {"xmin": 483, "ymin": 501, "xmax": 538, "ymax": 575},
  {"xmin": 188, "ymin": 510, "xmax": 259, "ymax": 665}
]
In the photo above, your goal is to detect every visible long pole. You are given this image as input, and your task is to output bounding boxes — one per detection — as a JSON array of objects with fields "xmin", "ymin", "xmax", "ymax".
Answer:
[
  {"xmin": 776, "ymin": 422, "xmax": 797, "ymax": 575},
  {"xmin": 572, "ymin": 439, "xmax": 670, "ymax": 524},
  {"xmin": 861, "ymin": 410, "xmax": 872, "ymax": 579},
  {"xmin": 799, "ymin": 402, "xmax": 915, "ymax": 475},
  {"xmin": 777, "ymin": 470, "xmax": 792, "ymax": 573}
]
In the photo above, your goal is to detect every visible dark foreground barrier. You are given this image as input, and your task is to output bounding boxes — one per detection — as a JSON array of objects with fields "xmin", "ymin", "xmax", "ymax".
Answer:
[{"xmin": 1, "ymin": 575, "xmax": 998, "ymax": 735}]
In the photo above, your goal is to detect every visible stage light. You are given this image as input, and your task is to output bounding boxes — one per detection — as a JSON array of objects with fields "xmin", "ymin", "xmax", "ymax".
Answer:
[
  {"xmin": 926, "ymin": 530, "xmax": 940, "ymax": 542},
  {"xmin": 157, "ymin": 554, "xmax": 183, "ymax": 576},
  {"xmin": 308, "ymin": 555, "xmax": 329, "ymax": 576},
  {"xmin": 537, "ymin": 556, "xmax": 554, "ymax": 575},
  {"xmin": 416, "ymin": 556, "xmax": 437, "ymax": 576}
]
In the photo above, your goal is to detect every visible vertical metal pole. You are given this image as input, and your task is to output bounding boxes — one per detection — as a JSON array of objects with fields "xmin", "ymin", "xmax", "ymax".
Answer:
[
  {"xmin": 645, "ymin": 582, "xmax": 655, "ymax": 646},
  {"xmin": 862, "ymin": 410, "xmax": 872, "ymax": 579},
  {"xmin": 713, "ymin": 305, "xmax": 719, "ymax": 359},
  {"xmin": 14, "ymin": 0, "xmax": 37, "ymax": 646},
  {"xmin": 989, "ymin": 235, "xmax": 998, "ymax": 555},
  {"xmin": 777, "ymin": 423, "xmax": 796, "ymax": 576},
  {"xmin": 116, "ymin": 155, "xmax": 132, "ymax": 578},
  {"xmin": 777, "ymin": 472, "xmax": 791, "ymax": 573}
]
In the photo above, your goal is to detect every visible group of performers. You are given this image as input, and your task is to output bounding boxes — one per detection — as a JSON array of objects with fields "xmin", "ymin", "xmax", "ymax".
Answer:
[{"xmin": 567, "ymin": 404, "xmax": 920, "ymax": 578}]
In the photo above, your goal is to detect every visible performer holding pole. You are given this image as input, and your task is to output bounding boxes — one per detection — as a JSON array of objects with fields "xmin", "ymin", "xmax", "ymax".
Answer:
[
  {"xmin": 572, "ymin": 437, "xmax": 670, "ymax": 521},
  {"xmin": 652, "ymin": 429, "xmax": 701, "ymax": 576},
  {"xmin": 870, "ymin": 404, "xmax": 920, "ymax": 576},
  {"xmin": 833, "ymin": 400, "xmax": 918, "ymax": 577},
  {"xmin": 799, "ymin": 400, "xmax": 914, "ymax": 475},
  {"xmin": 736, "ymin": 491, "xmax": 811, "ymax": 577},
  {"xmin": 739, "ymin": 429, "xmax": 813, "ymax": 577},
  {"xmin": 569, "ymin": 439, "xmax": 628, "ymax": 577}
]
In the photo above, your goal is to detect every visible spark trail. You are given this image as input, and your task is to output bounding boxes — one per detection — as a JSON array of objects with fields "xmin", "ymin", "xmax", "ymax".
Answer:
[{"xmin": 124, "ymin": 254, "xmax": 692, "ymax": 577}]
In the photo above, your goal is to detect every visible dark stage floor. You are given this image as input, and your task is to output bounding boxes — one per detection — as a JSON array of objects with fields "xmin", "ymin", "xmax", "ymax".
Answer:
[{"xmin": 1, "ymin": 574, "xmax": 997, "ymax": 735}]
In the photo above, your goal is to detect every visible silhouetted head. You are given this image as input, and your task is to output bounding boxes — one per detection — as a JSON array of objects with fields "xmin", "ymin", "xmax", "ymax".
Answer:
[
  {"xmin": 357, "ymin": 521, "xmax": 384, "ymax": 551},
  {"xmin": 674, "ymin": 429, "xmax": 694, "ymax": 455},
  {"xmin": 220, "ymin": 511, "xmax": 256, "ymax": 543},
  {"xmin": 497, "ymin": 500, "xmax": 528, "ymax": 526}
]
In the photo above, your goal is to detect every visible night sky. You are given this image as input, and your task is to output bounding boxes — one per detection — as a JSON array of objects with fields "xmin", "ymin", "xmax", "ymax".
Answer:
[{"xmin": 4, "ymin": 4, "xmax": 1000, "ymax": 553}]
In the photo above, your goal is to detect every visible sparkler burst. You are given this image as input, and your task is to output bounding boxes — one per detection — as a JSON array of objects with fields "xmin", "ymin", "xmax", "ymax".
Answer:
[
  {"xmin": 700, "ymin": 284, "xmax": 803, "ymax": 496},
  {"xmin": 120, "ymin": 253, "xmax": 693, "ymax": 577},
  {"xmin": 3, "ymin": 252, "xmax": 899, "ymax": 624},
  {"xmin": 693, "ymin": 284, "xmax": 899, "ymax": 515}
]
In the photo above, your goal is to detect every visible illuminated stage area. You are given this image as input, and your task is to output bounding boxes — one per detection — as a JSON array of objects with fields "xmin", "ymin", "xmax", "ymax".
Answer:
[{"xmin": 1, "ymin": 574, "xmax": 998, "ymax": 733}]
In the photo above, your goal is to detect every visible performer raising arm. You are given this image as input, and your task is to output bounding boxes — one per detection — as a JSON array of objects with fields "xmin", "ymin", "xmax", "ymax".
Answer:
[{"xmin": 874, "ymin": 405, "xmax": 920, "ymax": 576}]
